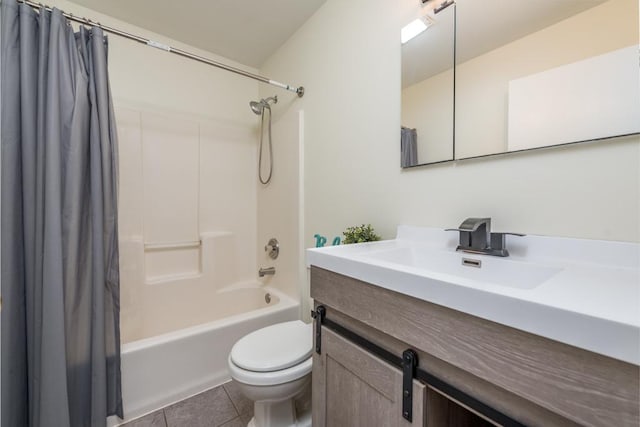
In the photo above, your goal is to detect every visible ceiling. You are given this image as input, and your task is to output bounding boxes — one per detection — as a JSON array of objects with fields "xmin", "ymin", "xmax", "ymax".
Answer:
[
  {"xmin": 68, "ymin": 0, "xmax": 327, "ymax": 68},
  {"xmin": 402, "ymin": 0, "xmax": 607, "ymax": 88}
]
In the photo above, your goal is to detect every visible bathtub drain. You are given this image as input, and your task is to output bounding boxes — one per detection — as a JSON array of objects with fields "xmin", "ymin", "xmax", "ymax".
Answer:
[{"xmin": 265, "ymin": 293, "xmax": 272, "ymax": 304}]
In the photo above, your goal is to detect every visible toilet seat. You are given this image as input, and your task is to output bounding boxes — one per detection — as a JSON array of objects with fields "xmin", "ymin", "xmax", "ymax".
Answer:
[
  {"xmin": 231, "ymin": 320, "xmax": 313, "ymax": 372},
  {"xmin": 228, "ymin": 354, "xmax": 312, "ymax": 386},
  {"xmin": 228, "ymin": 320, "xmax": 313, "ymax": 386}
]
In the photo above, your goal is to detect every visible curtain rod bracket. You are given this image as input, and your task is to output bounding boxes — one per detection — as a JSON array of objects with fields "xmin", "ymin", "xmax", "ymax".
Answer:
[{"xmin": 147, "ymin": 40, "xmax": 171, "ymax": 52}]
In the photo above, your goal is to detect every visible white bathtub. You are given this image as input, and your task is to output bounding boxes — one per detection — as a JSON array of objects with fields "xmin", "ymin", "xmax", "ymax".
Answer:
[{"xmin": 109, "ymin": 284, "xmax": 299, "ymax": 425}]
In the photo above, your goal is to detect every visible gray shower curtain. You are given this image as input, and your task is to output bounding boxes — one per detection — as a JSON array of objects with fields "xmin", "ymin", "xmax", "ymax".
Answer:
[{"xmin": 1, "ymin": 1, "xmax": 122, "ymax": 426}]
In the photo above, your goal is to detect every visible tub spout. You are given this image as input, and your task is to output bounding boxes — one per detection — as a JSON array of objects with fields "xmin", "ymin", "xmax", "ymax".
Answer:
[{"xmin": 259, "ymin": 267, "xmax": 276, "ymax": 277}]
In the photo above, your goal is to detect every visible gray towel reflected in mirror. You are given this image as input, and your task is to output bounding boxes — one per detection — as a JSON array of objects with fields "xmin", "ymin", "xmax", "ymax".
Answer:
[{"xmin": 401, "ymin": 127, "xmax": 418, "ymax": 167}]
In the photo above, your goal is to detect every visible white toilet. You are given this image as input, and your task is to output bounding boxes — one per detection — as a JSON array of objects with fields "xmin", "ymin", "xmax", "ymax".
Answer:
[{"xmin": 228, "ymin": 320, "xmax": 313, "ymax": 427}]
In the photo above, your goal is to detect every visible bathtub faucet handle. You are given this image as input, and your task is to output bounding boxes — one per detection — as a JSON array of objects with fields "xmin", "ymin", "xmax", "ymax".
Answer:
[{"xmin": 264, "ymin": 238, "xmax": 279, "ymax": 259}]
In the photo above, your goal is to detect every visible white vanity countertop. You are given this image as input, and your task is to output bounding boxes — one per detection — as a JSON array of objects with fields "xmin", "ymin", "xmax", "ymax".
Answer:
[{"xmin": 307, "ymin": 226, "xmax": 640, "ymax": 365}]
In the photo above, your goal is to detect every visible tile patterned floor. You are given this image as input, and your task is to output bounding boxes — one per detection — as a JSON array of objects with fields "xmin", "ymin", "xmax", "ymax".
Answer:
[{"xmin": 121, "ymin": 381, "xmax": 254, "ymax": 427}]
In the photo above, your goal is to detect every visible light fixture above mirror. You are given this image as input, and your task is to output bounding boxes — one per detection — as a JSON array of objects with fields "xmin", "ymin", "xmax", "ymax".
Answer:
[{"xmin": 401, "ymin": 16, "xmax": 433, "ymax": 44}]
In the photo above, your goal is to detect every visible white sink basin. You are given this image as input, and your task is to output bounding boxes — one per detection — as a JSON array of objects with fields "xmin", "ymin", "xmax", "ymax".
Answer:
[
  {"xmin": 361, "ymin": 247, "xmax": 562, "ymax": 289},
  {"xmin": 307, "ymin": 225, "xmax": 640, "ymax": 365}
]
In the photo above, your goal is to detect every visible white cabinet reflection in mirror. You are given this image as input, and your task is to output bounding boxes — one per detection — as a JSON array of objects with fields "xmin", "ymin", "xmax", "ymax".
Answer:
[
  {"xmin": 401, "ymin": 0, "xmax": 639, "ymax": 167},
  {"xmin": 508, "ymin": 45, "xmax": 640, "ymax": 151},
  {"xmin": 454, "ymin": 0, "xmax": 638, "ymax": 159}
]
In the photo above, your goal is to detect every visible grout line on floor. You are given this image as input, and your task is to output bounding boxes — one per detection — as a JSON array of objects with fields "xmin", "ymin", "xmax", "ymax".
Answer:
[{"xmin": 221, "ymin": 381, "xmax": 241, "ymax": 417}]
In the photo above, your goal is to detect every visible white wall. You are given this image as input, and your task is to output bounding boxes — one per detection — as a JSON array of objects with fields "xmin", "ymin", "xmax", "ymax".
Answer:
[{"xmin": 260, "ymin": 0, "xmax": 640, "ymax": 259}]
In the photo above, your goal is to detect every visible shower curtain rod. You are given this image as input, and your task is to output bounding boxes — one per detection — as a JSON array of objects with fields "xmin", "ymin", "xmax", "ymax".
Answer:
[{"xmin": 17, "ymin": 0, "xmax": 305, "ymax": 97}]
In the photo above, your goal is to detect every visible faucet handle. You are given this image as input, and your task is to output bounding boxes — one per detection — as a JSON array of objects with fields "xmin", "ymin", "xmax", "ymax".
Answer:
[
  {"xmin": 445, "ymin": 228, "xmax": 474, "ymax": 248},
  {"xmin": 490, "ymin": 232, "xmax": 525, "ymax": 255}
]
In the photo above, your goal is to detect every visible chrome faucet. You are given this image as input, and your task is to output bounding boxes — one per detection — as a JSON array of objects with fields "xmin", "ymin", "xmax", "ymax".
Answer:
[
  {"xmin": 259, "ymin": 267, "xmax": 276, "ymax": 277},
  {"xmin": 446, "ymin": 218, "xmax": 524, "ymax": 257}
]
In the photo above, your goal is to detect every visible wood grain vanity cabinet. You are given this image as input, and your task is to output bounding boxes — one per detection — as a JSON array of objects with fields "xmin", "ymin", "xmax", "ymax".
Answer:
[
  {"xmin": 310, "ymin": 266, "xmax": 639, "ymax": 427},
  {"xmin": 313, "ymin": 327, "xmax": 426, "ymax": 426}
]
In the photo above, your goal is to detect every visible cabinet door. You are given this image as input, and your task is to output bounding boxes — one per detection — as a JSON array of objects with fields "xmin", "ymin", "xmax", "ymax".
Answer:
[{"xmin": 313, "ymin": 327, "xmax": 427, "ymax": 427}]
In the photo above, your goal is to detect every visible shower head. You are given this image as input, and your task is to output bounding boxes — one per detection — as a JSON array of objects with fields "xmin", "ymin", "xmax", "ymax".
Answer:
[
  {"xmin": 250, "ymin": 101, "xmax": 264, "ymax": 115},
  {"xmin": 249, "ymin": 96, "xmax": 278, "ymax": 115}
]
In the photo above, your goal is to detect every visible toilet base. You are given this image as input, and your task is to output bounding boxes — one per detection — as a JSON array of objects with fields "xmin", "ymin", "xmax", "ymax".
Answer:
[
  {"xmin": 245, "ymin": 380, "xmax": 312, "ymax": 427},
  {"xmin": 294, "ymin": 408, "xmax": 312, "ymax": 427},
  {"xmin": 246, "ymin": 406, "xmax": 311, "ymax": 427}
]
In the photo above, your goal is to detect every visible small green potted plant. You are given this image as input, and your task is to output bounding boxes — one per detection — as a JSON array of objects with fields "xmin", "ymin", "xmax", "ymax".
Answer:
[{"xmin": 342, "ymin": 224, "xmax": 381, "ymax": 244}]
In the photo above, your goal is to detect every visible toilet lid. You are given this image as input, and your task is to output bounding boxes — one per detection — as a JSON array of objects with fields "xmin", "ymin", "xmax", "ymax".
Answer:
[{"xmin": 230, "ymin": 320, "xmax": 313, "ymax": 372}]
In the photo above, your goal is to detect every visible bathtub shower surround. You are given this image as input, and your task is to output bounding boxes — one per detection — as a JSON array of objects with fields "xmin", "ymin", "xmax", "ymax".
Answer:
[
  {"xmin": 111, "ymin": 105, "xmax": 301, "ymax": 422},
  {"xmin": 120, "ymin": 232, "xmax": 247, "ymax": 342},
  {"xmin": 1, "ymin": 1, "xmax": 122, "ymax": 426},
  {"xmin": 116, "ymin": 106, "xmax": 258, "ymax": 340}
]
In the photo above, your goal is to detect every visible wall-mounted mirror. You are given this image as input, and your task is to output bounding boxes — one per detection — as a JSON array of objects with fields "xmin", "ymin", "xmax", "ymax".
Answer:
[
  {"xmin": 400, "ymin": 0, "xmax": 455, "ymax": 167},
  {"xmin": 400, "ymin": 0, "xmax": 639, "ymax": 168}
]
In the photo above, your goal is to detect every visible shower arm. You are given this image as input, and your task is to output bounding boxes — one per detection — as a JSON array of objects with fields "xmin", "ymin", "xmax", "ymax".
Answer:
[{"xmin": 17, "ymin": 0, "xmax": 305, "ymax": 98}]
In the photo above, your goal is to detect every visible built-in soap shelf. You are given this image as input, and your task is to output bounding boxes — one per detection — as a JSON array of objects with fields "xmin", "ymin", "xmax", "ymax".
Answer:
[
  {"xmin": 120, "ymin": 231, "xmax": 240, "ymax": 287},
  {"xmin": 144, "ymin": 240, "xmax": 202, "ymax": 250},
  {"xmin": 144, "ymin": 271, "xmax": 202, "ymax": 286},
  {"xmin": 144, "ymin": 240, "xmax": 204, "ymax": 284},
  {"xmin": 124, "ymin": 231, "xmax": 236, "ymax": 286}
]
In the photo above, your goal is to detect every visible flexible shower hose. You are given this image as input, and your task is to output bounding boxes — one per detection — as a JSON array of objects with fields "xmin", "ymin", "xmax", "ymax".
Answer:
[{"xmin": 258, "ymin": 106, "xmax": 273, "ymax": 185}]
